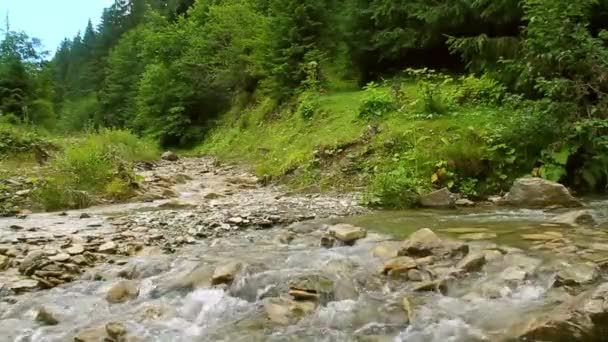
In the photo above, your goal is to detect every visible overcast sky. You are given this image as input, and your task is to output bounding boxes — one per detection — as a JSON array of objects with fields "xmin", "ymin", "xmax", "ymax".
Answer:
[{"xmin": 0, "ymin": 0, "xmax": 114, "ymax": 53}]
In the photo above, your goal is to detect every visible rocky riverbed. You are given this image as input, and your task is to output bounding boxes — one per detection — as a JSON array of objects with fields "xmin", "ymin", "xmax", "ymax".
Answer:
[{"xmin": 1, "ymin": 157, "xmax": 608, "ymax": 341}]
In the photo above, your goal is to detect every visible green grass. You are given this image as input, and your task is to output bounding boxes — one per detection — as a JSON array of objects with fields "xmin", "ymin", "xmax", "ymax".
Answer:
[
  {"xmin": 32, "ymin": 129, "xmax": 159, "ymax": 211},
  {"xmin": 199, "ymin": 77, "xmax": 520, "ymax": 208}
]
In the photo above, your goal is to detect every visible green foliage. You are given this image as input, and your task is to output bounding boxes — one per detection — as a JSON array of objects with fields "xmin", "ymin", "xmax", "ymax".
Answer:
[
  {"xmin": 406, "ymin": 68, "xmax": 453, "ymax": 115},
  {"xmin": 33, "ymin": 129, "xmax": 158, "ymax": 210},
  {"xmin": 364, "ymin": 164, "xmax": 427, "ymax": 208},
  {"xmin": 57, "ymin": 95, "xmax": 99, "ymax": 132},
  {"xmin": 296, "ymin": 91, "xmax": 320, "ymax": 120},
  {"xmin": 454, "ymin": 74, "xmax": 506, "ymax": 105},
  {"xmin": 0, "ymin": 123, "xmax": 50, "ymax": 157},
  {"xmin": 359, "ymin": 82, "xmax": 395, "ymax": 119}
]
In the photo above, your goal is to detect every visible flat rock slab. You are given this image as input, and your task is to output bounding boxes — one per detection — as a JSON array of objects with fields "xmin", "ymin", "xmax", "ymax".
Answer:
[{"xmin": 328, "ymin": 224, "xmax": 367, "ymax": 243}]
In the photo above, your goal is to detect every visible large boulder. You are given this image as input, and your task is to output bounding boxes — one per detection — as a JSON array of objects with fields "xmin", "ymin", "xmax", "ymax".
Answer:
[
  {"xmin": 515, "ymin": 283, "xmax": 608, "ymax": 341},
  {"xmin": 504, "ymin": 178, "xmax": 583, "ymax": 208},
  {"xmin": 419, "ymin": 188, "xmax": 455, "ymax": 208}
]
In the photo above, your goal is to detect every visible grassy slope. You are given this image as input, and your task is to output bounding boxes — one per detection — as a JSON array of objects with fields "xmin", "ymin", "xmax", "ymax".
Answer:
[{"xmin": 200, "ymin": 81, "xmax": 516, "ymax": 206}]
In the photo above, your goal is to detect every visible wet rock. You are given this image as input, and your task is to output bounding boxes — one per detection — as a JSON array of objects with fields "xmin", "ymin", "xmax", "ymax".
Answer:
[
  {"xmin": 413, "ymin": 279, "xmax": 449, "ymax": 294},
  {"xmin": 407, "ymin": 269, "xmax": 431, "ymax": 282},
  {"xmin": 551, "ymin": 210, "xmax": 597, "ymax": 226},
  {"xmin": 35, "ymin": 306, "xmax": 59, "ymax": 325},
  {"xmin": 320, "ymin": 234, "xmax": 335, "ymax": 249},
  {"xmin": 106, "ymin": 322, "xmax": 127, "ymax": 340},
  {"xmin": 74, "ymin": 326, "xmax": 107, "ymax": 342},
  {"xmin": 504, "ymin": 177, "xmax": 583, "ymax": 208},
  {"xmin": 18, "ymin": 250, "xmax": 47, "ymax": 275},
  {"xmin": 399, "ymin": 228, "xmax": 443, "ymax": 257},
  {"xmin": 98, "ymin": 241, "xmax": 117, "ymax": 254},
  {"xmin": 500, "ymin": 266, "xmax": 528, "ymax": 282},
  {"xmin": 49, "ymin": 253, "xmax": 71, "ymax": 262},
  {"xmin": 10, "ymin": 279, "xmax": 39, "ymax": 292},
  {"xmin": 161, "ymin": 151, "xmax": 179, "ymax": 161},
  {"xmin": 456, "ymin": 252, "xmax": 486, "ymax": 272},
  {"xmin": 79, "ymin": 213, "xmax": 91, "ymax": 219},
  {"xmin": 515, "ymin": 282, "xmax": 608, "ymax": 341},
  {"xmin": 106, "ymin": 280, "xmax": 140, "ymax": 303},
  {"xmin": 419, "ymin": 188, "xmax": 454, "ymax": 208},
  {"xmin": 455, "ymin": 198, "xmax": 475, "ymax": 207},
  {"xmin": 402, "ymin": 297, "xmax": 414, "ymax": 322},
  {"xmin": 0, "ymin": 255, "xmax": 10, "ymax": 270},
  {"xmin": 273, "ymin": 231, "xmax": 295, "ymax": 245},
  {"xmin": 264, "ymin": 297, "xmax": 316, "ymax": 325},
  {"xmin": 289, "ymin": 274, "xmax": 334, "ymax": 304},
  {"xmin": 554, "ymin": 263, "xmax": 598, "ymax": 288},
  {"xmin": 381, "ymin": 256, "xmax": 417, "ymax": 277},
  {"xmin": 372, "ymin": 241, "xmax": 402, "ymax": 259},
  {"xmin": 328, "ymin": 224, "xmax": 367, "ymax": 244},
  {"xmin": 66, "ymin": 244, "xmax": 85, "ymax": 255},
  {"xmin": 211, "ymin": 261, "xmax": 242, "ymax": 285}
]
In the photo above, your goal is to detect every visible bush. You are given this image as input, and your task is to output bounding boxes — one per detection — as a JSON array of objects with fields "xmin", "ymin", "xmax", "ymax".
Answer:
[
  {"xmin": 364, "ymin": 163, "xmax": 429, "ymax": 208},
  {"xmin": 0, "ymin": 123, "xmax": 52, "ymax": 158},
  {"xmin": 57, "ymin": 96, "xmax": 99, "ymax": 132},
  {"xmin": 33, "ymin": 129, "xmax": 158, "ymax": 210},
  {"xmin": 296, "ymin": 91, "xmax": 320, "ymax": 120},
  {"xmin": 454, "ymin": 74, "xmax": 505, "ymax": 105},
  {"xmin": 359, "ymin": 82, "xmax": 396, "ymax": 119},
  {"xmin": 406, "ymin": 68, "xmax": 453, "ymax": 115}
]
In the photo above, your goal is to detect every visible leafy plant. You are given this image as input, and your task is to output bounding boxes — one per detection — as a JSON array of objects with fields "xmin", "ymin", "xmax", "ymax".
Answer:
[
  {"xmin": 297, "ymin": 91, "xmax": 320, "ymax": 120},
  {"xmin": 406, "ymin": 68, "xmax": 453, "ymax": 115},
  {"xmin": 359, "ymin": 82, "xmax": 396, "ymax": 119}
]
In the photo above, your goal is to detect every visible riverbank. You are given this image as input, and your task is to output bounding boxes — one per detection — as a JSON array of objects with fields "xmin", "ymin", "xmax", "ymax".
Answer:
[{"xmin": 0, "ymin": 154, "xmax": 608, "ymax": 340}]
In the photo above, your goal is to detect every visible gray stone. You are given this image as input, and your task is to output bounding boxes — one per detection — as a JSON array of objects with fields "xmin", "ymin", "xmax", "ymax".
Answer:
[
  {"xmin": 420, "ymin": 188, "xmax": 454, "ymax": 208},
  {"xmin": 161, "ymin": 151, "xmax": 179, "ymax": 161},
  {"xmin": 105, "ymin": 322, "xmax": 127, "ymax": 339},
  {"xmin": 211, "ymin": 262, "xmax": 242, "ymax": 285},
  {"xmin": 264, "ymin": 297, "xmax": 316, "ymax": 325},
  {"xmin": 35, "ymin": 306, "xmax": 59, "ymax": 326},
  {"xmin": 328, "ymin": 224, "xmax": 367, "ymax": 244},
  {"xmin": 456, "ymin": 253, "xmax": 486, "ymax": 272},
  {"xmin": 106, "ymin": 280, "xmax": 140, "ymax": 303},
  {"xmin": 381, "ymin": 256, "xmax": 417, "ymax": 277},
  {"xmin": 504, "ymin": 177, "xmax": 583, "ymax": 208},
  {"xmin": 551, "ymin": 210, "xmax": 597, "ymax": 226},
  {"xmin": 98, "ymin": 242, "xmax": 117, "ymax": 254},
  {"xmin": 555, "ymin": 263, "xmax": 598, "ymax": 287},
  {"xmin": 18, "ymin": 251, "xmax": 46, "ymax": 275},
  {"xmin": 399, "ymin": 228, "xmax": 443, "ymax": 257},
  {"xmin": 455, "ymin": 198, "xmax": 475, "ymax": 207},
  {"xmin": 65, "ymin": 244, "xmax": 85, "ymax": 255}
]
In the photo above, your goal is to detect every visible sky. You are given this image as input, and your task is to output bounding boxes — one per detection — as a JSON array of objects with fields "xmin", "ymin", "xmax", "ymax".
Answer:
[{"xmin": 0, "ymin": 0, "xmax": 115, "ymax": 53}]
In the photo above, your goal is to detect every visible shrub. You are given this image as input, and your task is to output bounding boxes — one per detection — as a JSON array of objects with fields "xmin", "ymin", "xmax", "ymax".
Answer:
[
  {"xmin": 0, "ymin": 123, "xmax": 52, "ymax": 158},
  {"xmin": 454, "ymin": 74, "xmax": 505, "ymax": 105},
  {"xmin": 296, "ymin": 91, "xmax": 320, "ymax": 120},
  {"xmin": 406, "ymin": 68, "xmax": 453, "ymax": 115},
  {"xmin": 359, "ymin": 82, "xmax": 396, "ymax": 119},
  {"xmin": 33, "ymin": 129, "xmax": 158, "ymax": 210},
  {"xmin": 364, "ymin": 163, "xmax": 429, "ymax": 208}
]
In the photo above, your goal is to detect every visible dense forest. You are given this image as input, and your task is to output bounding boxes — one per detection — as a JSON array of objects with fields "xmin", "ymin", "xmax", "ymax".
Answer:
[{"xmin": 3, "ymin": 0, "xmax": 608, "ymax": 208}]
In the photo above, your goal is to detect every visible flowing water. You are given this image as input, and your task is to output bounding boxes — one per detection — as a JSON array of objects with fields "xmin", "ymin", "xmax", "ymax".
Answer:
[
  {"xmin": 1, "ymin": 157, "xmax": 607, "ymax": 342},
  {"xmin": 2, "ymin": 201, "xmax": 608, "ymax": 342}
]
